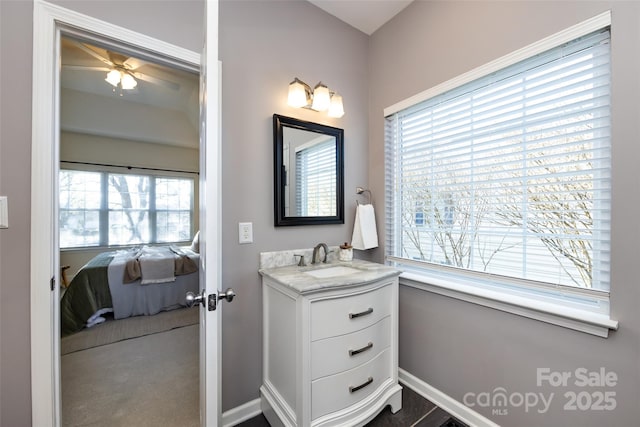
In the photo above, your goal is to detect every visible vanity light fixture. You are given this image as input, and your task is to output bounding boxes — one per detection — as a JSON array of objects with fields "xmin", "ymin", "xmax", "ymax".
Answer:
[
  {"xmin": 328, "ymin": 93, "xmax": 344, "ymax": 118},
  {"xmin": 287, "ymin": 77, "xmax": 344, "ymax": 118},
  {"xmin": 288, "ymin": 77, "xmax": 310, "ymax": 108},
  {"xmin": 311, "ymin": 82, "xmax": 331, "ymax": 111},
  {"xmin": 105, "ymin": 69, "xmax": 138, "ymax": 90}
]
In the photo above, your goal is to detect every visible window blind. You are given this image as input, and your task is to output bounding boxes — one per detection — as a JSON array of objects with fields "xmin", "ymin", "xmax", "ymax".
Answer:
[
  {"xmin": 385, "ymin": 29, "xmax": 611, "ymax": 293},
  {"xmin": 295, "ymin": 139, "xmax": 337, "ymax": 216}
]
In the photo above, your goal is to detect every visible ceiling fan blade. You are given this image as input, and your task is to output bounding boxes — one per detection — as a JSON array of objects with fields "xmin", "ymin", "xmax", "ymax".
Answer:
[
  {"xmin": 68, "ymin": 40, "xmax": 114, "ymax": 67},
  {"xmin": 122, "ymin": 57, "xmax": 150, "ymax": 71},
  {"xmin": 132, "ymin": 72, "xmax": 180, "ymax": 91},
  {"xmin": 62, "ymin": 65, "xmax": 111, "ymax": 72}
]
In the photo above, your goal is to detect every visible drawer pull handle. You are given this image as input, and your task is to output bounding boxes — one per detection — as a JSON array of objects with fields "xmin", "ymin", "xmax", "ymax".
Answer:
[
  {"xmin": 349, "ymin": 377, "xmax": 373, "ymax": 393},
  {"xmin": 349, "ymin": 307, "xmax": 373, "ymax": 319},
  {"xmin": 349, "ymin": 342, "xmax": 373, "ymax": 357}
]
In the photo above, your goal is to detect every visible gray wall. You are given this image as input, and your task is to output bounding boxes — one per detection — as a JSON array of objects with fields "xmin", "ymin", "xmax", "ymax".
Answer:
[
  {"xmin": 60, "ymin": 132, "xmax": 199, "ymax": 174},
  {"xmin": 0, "ymin": 1, "xmax": 204, "ymax": 425},
  {"xmin": 0, "ymin": 2, "xmax": 33, "ymax": 424},
  {"xmin": 369, "ymin": 1, "xmax": 640, "ymax": 425},
  {"xmin": 219, "ymin": 0, "xmax": 369, "ymax": 410}
]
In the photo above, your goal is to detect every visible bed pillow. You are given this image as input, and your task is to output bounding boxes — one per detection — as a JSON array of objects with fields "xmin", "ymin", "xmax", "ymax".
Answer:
[{"xmin": 190, "ymin": 231, "xmax": 200, "ymax": 253}]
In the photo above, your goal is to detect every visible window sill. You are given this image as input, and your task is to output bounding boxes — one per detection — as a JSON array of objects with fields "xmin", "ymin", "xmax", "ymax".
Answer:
[
  {"xmin": 400, "ymin": 271, "xmax": 619, "ymax": 338},
  {"xmin": 60, "ymin": 241, "xmax": 192, "ymax": 252}
]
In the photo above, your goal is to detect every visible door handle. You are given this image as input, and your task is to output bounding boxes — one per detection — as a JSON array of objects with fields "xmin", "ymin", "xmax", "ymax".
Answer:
[
  {"xmin": 209, "ymin": 288, "xmax": 235, "ymax": 311},
  {"xmin": 218, "ymin": 288, "xmax": 236, "ymax": 303},
  {"xmin": 186, "ymin": 290, "xmax": 205, "ymax": 308},
  {"xmin": 187, "ymin": 288, "xmax": 235, "ymax": 311}
]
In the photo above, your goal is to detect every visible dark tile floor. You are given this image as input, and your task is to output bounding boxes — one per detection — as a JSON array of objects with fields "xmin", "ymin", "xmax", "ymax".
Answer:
[{"xmin": 237, "ymin": 386, "xmax": 467, "ymax": 427}]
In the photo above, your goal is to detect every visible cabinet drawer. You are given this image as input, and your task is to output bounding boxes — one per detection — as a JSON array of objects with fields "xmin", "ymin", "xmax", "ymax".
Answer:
[
  {"xmin": 310, "ymin": 284, "xmax": 392, "ymax": 341},
  {"xmin": 311, "ymin": 316, "xmax": 391, "ymax": 380},
  {"xmin": 311, "ymin": 347, "xmax": 391, "ymax": 420}
]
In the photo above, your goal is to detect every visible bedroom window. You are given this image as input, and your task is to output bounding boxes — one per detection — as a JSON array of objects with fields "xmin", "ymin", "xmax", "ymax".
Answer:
[
  {"xmin": 384, "ymin": 25, "xmax": 612, "ymax": 324},
  {"xmin": 60, "ymin": 170, "xmax": 194, "ymax": 248}
]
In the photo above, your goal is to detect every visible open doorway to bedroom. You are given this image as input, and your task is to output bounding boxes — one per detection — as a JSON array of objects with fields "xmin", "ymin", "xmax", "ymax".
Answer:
[{"xmin": 58, "ymin": 35, "xmax": 201, "ymax": 426}]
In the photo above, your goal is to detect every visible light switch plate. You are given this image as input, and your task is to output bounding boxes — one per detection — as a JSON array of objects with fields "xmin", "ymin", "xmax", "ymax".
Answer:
[
  {"xmin": 238, "ymin": 222, "xmax": 253, "ymax": 244},
  {"xmin": 0, "ymin": 196, "xmax": 7, "ymax": 229}
]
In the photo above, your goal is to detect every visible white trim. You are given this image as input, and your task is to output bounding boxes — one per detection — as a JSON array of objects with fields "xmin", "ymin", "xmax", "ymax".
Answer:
[
  {"xmin": 399, "ymin": 369, "xmax": 500, "ymax": 427},
  {"xmin": 31, "ymin": 1, "xmax": 202, "ymax": 426},
  {"xmin": 389, "ymin": 256, "xmax": 610, "ymax": 302},
  {"xmin": 36, "ymin": 1, "xmax": 199, "ymax": 68},
  {"xmin": 400, "ymin": 273, "xmax": 618, "ymax": 338},
  {"xmin": 31, "ymin": 2, "xmax": 59, "ymax": 425},
  {"xmin": 384, "ymin": 10, "xmax": 611, "ymax": 116},
  {"xmin": 261, "ymin": 384, "xmax": 296, "ymax": 427},
  {"xmin": 222, "ymin": 398, "xmax": 262, "ymax": 427}
]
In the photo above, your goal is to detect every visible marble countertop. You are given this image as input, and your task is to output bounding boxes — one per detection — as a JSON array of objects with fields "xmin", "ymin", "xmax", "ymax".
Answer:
[{"xmin": 259, "ymin": 259, "xmax": 400, "ymax": 294}]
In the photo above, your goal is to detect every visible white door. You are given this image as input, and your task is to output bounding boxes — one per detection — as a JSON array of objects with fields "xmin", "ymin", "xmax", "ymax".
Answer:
[
  {"xmin": 197, "ymin": 1, "xmax": 226, "ymax": 426},
  {"xmin": 30, "ymin": 1, "xmax": 224, "ymax": 425}
]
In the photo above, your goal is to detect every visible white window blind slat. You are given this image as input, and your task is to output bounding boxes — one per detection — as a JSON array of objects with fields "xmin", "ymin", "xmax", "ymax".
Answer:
[
  {"xmin": 295, "ymin": 139, "xmax": 337, "ymax": 216},
  {"xmin": 385, "ymin": 28, "xmax": 611, "ymax": 300}
]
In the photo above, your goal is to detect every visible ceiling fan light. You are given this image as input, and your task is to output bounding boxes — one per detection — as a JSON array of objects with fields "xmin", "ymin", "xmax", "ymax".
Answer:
[
  {"xmin": 311, "ymin": 82, "xmax": 330, "ymax": 111},
  {"xmin": 121, "ymin": 73, "xmax": 137, "ymax": 90},
  {"xmin": 105, "ymin": 69, "xmax": 121, "ymax": 87}
]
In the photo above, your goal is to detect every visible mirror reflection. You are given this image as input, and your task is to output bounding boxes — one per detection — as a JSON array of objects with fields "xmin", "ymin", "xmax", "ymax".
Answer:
[{"xmin": 273, "ymin": 114, "xmax": 344, "ymax": 226}]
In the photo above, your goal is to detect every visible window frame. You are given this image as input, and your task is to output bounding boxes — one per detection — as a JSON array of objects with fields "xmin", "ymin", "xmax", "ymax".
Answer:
[
  {"xmin": 383, "ymin": 11, "xmax": 617, "ymax": 337},
  {"xmin": 59, "ymin": 165, "xmax": 196, "ymax": 249}
]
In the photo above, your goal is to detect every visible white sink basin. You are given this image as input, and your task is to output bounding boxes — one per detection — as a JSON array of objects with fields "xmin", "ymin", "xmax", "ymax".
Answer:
[{"xmin": 304, "ymin": 266, "xmax": 361, "ymax": 279}]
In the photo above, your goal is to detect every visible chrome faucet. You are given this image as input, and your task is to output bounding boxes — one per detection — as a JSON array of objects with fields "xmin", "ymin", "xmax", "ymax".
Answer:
[{"xmin": 312, "ymin": 243, "xmax": 329, "ymax": 264}]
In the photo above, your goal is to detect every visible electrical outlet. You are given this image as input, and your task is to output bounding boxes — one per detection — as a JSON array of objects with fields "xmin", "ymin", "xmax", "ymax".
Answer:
[{"xmin": 238, "ymin": 222, "xmax": 253, "ymax": 244}]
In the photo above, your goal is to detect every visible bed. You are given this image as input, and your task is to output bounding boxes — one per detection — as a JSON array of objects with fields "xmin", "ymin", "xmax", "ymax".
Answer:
[{"xmin": 60, "ymin": 245, "xmax": 200, "ymax": 336}]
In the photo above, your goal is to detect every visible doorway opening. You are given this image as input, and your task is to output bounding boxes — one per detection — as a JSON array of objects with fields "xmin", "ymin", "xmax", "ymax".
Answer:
[{"xmin": 57, "ymin": 34, "xmax": 201, "ymax": 426}]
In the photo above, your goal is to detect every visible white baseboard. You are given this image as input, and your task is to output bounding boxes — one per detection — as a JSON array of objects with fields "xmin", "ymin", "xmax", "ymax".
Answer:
[
  {"xmin": 222, "ymin": 398, "xmax": 262, "ymax": 427},
  {"xmin": 399, "ymin": 368, "xmax": 501, "ymax": 427}
]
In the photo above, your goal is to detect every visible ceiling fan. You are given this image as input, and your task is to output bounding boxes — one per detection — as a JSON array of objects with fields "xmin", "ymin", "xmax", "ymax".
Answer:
[{"xmin": 62, "ymin": 40, "xmax": 180, "ymax": 91}]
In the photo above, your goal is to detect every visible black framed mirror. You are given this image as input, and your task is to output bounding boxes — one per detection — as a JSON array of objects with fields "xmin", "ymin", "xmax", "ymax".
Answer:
[{"xmin": 273, "ymin": 114, "xmax": 344, "ymax": 226}]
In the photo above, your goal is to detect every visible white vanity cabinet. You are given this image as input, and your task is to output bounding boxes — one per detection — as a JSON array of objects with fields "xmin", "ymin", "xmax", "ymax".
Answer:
[{"xmin": 259, "ymin": 261, "xmax": 402, "ymax": 427}]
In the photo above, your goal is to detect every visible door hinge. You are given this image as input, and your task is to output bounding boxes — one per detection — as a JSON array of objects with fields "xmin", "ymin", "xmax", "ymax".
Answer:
[{"xmin": 50, "ymin": 276, "xmax": 55, "ymax": 291}]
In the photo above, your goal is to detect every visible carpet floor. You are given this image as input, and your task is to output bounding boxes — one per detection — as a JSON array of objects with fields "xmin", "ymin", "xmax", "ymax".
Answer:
[
  {"xmin": 61, "ymin": 307, "xmax": 198, "ymax": 355},
  {"xmin": 61, "ymin": 315, "xmax": 199, "ymax": 426}
]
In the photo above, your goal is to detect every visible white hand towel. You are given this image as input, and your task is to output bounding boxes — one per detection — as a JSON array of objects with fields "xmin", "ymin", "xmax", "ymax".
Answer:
[{"xmin": 351, "ymin": 204, "xmax": 379, "ymax": 250}]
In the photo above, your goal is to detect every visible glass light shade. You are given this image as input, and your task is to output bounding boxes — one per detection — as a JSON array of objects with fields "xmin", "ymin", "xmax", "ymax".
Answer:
[
  {"xmin": 311, "ymin": 83, "xmax": 330, "ymax": 111},
  {"xmin": 120, "ymin": 73, "xmax": 137, "ymax": 90},
  {"xmin": 288, "ymin": 79, "xmax": 309, "ymax": 108},
  {"xmin": 105, "ymin": 69, "xmax": 121, "ymax": 87},
  {"xmin": 328, "ymin": 93, "xmax": 345, "ymax": 118}
]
